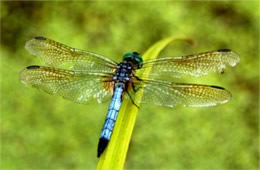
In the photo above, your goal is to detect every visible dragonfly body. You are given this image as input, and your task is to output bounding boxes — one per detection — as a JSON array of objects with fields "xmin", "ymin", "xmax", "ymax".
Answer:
[
  {"xmin": 98, "ymin": 55, "xmax": 142, "ymax": 157},
  {"xmin": 20, "ymin": 37, "xmax": 240, "ymax": 158}
]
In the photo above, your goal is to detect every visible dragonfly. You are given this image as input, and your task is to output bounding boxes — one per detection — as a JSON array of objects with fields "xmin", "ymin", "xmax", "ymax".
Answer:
[{"xmin": 20, "ymin": 37, "xmax": 240, "ymax": 157}]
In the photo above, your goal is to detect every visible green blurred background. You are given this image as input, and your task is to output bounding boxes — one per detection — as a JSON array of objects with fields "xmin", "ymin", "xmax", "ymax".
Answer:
[{"xmin": 1, "ymin": 1, "xmax": 259, "ymax": 169}]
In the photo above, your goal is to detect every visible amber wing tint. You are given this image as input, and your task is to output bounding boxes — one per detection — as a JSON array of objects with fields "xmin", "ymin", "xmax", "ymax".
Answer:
[
  {"xmin": 136, "ymin": 49, "xmax": 240, "ymax": 79},
  {"xmin": 21, "ymin": 37, "xmax": 239, "ymax": 107},
  {"xmin": 25, "ymin": 37, "xmax": 117, "ymax": 72},
  {"xmin": 127, "ymin": 79, "xmax": 232, "ymax": 107},
  {"xmin": 20, "ymin": 66, "xmax": 114, "ymax": 104}
]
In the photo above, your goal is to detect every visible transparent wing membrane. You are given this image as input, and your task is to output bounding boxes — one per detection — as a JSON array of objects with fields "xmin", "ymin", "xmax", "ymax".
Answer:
[
  {"xmin": 22, "ymin": 37, "xmax": 239, "ymax": 108},
  {"xmin": 25, "ymin": 37, "xmax": 117, "ymax": 73},
  {"xmin": 20, "ymin": 66, "xmax": 114, "ymax": 104},
  {"xmin": 127, "ymin": 79, "xmax": 232, "ymax": 108},
  {"xmin": 136, "ymin": 49, "xmax": 240, "ymax": 79}
]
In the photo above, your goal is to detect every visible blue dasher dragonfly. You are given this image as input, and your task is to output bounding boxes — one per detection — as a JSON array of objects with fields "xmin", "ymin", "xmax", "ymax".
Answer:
[{"xmin": 20, "ymin": 37, "xmax": 240, "ymax": 157}]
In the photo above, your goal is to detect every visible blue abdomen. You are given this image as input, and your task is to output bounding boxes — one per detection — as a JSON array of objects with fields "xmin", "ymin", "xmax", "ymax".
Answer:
[{"xmin": 97, "ymin": 83, "xmax": 124, "ymax": 157}]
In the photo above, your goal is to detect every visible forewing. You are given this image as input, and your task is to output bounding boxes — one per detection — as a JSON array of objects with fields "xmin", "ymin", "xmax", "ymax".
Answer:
[
  {"xmin": 127, "ymin": 79, "xmax": 232, "ymax": 107},
  {"xmin": 136, "ymin": 49, "xmax": 240, "ymax": 79},
  {"xmin": 25, "ymin": 37, "xmax": 118, "ymax": 72},
  {"xmin": 20, "ymin": 66, "xmax": 114, "ymax": 104}
]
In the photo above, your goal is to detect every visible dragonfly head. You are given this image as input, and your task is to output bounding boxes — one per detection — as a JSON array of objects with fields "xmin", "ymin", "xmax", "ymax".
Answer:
[{"xmin": 122, "ymin": 52, "xmax": 143, "ymax": 69}]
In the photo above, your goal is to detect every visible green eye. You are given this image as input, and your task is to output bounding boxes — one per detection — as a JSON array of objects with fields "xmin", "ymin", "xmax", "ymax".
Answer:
[
  {"xmin": 122, "ymin": 52, "xmax": 143, "ymax": 68},
  {"xmin": 134, "ymin": 55, "xmax": 143, "ymax": 67},
  {"xmin": 122, "ymin": 53, "xmax": 133, "ymax": 59}
]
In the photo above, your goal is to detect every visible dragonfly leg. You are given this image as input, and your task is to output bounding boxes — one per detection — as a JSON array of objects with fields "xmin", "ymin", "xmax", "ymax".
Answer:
[
  {"xmin": 126, "ymin": 91, "xmax": 139, "ymax": 108},
  {"xmin": 132, "ymin": 81, "xmax": 142, "ymax": 93},
  {"xmin": 134, "ymin": 75, "xmax": 142, "ymax": 81}
]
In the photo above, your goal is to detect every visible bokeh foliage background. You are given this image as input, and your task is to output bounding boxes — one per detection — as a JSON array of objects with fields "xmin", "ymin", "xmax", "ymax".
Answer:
[{"xmin": 1, "ymin": 1, "xmax": 259, "ymax": 169}]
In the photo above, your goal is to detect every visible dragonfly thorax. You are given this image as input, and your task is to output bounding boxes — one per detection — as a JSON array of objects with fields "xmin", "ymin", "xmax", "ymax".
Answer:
[
  {"xmin": 113, "ymin": 62, "xmax": 134, "ymax": 83},
  {"xmin": 122, "ymin": 52, "xmax": 143, "ymax": 69}
]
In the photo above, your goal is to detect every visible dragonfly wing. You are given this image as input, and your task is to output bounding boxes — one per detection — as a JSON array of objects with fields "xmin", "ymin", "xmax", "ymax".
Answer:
[
  {"xmin": 136, "ymin": 49, "xmax": 240, "ymax": 79},
  {"xmin": 25, "ymin": 37, "xmax": 118, "ymax": 72},
  {"xmin": 127, "ymin": 79, "xmax": 232, "ymax": 107},
  {"xmin": 20, "ymin": 65, "xmax": 114, "ymax": 104}
]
